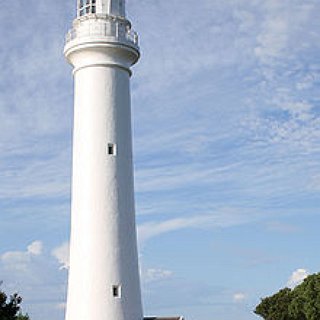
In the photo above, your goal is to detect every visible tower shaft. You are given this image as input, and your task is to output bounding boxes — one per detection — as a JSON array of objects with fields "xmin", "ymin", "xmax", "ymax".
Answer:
[{"xmin": 64, "ymin": 2, "xmax": 142, "ymax": 320}]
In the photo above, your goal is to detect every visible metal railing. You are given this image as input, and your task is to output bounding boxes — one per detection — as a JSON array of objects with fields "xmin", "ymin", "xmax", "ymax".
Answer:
[{"xmin": 65, "ymin": 16, "xmax": 139, "ymax": 47}]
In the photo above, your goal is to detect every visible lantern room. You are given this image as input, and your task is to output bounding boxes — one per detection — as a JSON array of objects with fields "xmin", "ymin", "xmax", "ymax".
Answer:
[{"xmin": 78, "ymin": 0, "xmax": 125, "ymax": 17}]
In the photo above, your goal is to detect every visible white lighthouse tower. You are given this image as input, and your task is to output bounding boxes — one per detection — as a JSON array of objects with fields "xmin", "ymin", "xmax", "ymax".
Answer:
[{"xmin": 64, "ymin": 1, "xmax": 142, "ymax": 320}]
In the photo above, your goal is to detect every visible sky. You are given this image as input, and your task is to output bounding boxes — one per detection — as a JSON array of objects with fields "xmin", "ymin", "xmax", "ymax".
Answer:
[{"xmin": 0, "ymin": 0, "xmax": 319, "ymax": 319}]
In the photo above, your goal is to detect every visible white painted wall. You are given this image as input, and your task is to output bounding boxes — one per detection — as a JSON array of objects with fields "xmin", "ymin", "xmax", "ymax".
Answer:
[{"xmin": 64, "ymin": 18, "xmax": 142, "ymax": 320}]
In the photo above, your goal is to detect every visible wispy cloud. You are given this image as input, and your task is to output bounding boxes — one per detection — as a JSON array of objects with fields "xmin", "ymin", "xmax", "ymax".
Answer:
[
  {"xmin": 142, "ymin": 268, "xmax": 173, "ymax": 283},
  {"xmin": 233, "ymin": 292, "xmax": 247, "ymax": 303},
  {"xmin": 138, "ymin": 216, "xmax": 210, "ymax": 244},
  {"xmin": 138, "ymin": 207, "xmax": 263, "ymax": 245},
  {"xmin": 265, "ymin": 221, "xmax": 300, "ymax": 234},
  {"xmin": 51, "ymin": 242, "xmax": 70, "ymax": 270}
]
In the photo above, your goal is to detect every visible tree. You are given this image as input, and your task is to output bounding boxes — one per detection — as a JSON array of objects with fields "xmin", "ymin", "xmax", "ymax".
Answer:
[
  {"xmin": 0, "ymin": 286, "xmax": 29, "ymax": 320},
  {"xmin": 289, "ymin": 273, "xmax": 320, "ymax": 320},
  {"xmin": 16, "ymin": 314, "xmax": 30, "ymax": 320},
  {"xmin": 255, "ymin": 273, "xmax": 320, "ymax": 320},
  {"xmin": 254, "ymin": 288, "xmax": 293, "ymax": 320}
]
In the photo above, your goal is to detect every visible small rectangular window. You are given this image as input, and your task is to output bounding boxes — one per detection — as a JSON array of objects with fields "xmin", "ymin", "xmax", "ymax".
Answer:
[
  {"xmin": 107, "ymin": 143, "xmax": 117, "ymax": 156},
  {"xmin": 112, "ymin": 285, "xmax": 121, "ymax": 298}
]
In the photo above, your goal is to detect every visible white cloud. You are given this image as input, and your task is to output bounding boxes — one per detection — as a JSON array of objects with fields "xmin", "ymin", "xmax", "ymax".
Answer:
[
  {"xmin": 287, "ymin": 268, "xmax": 309, "ymax": 288},
  {"xmin": 1, "ymin": 252, "xmax": 30, "ymax": 272},
  {"xmin": 0, "ymin": 240, "xmax": 68, "ymax": 320},
  {"xmin": 137, "ymin": 207, "xmax": 264, "ymax": 245},
  {"xmin": 255, "ymin": 16, "xmax": 288, "ymax": 63},
  {"xmin": 138, "ymin": 216, "xmax": 207, "ymax": 244},
  {"xmin": 254, "ymin": 0, "xmax": 314, "ymax": 65},
  {"xmin": 296, "ymin": 73, "xmax": 317, "ymax": 91},
  {"xmin": 1, "ymin": 241, "xmax": 43, "ymax": 271},
  {"xmin": 138, "ymin": 214, "xmax": 219, "ymax": 245},
  {"xmin": 51, "ymin": 242, "xmax": 70, "ymax": 270},
  {"xmin": 233, "ymin": 292, "xmax": 247, "ymax": 303},
  {"xmin": 247, "ymin": 0, "xmax": 319, "ymax": 155},
  {"xmin": 266, "ymin": 221, "xmax": 299, "ymax": 234},
  {"xmin": 27, "ymin": 241, "xmax": 43, "ymax": 256},
  {"xmin": 275, "ymin": 100, "xmax": 313, "ymax": 118},
  {"xmin": 142, "ymin": 268, "xmax": 173, "ymax": 283}
]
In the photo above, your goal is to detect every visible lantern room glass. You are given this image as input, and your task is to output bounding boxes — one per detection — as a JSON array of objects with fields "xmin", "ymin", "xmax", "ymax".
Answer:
[{"xmin": 78, "ymin": 0, "xmax": 96, "ymax": 17}]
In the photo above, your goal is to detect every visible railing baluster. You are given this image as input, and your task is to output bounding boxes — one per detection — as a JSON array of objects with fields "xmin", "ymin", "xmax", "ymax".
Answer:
[{"xmin": 66, "ymin": 17, "xmax": 138, "ymax": 46}]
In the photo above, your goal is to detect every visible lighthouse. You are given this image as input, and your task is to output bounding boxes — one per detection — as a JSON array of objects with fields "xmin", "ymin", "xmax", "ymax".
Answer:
[{"xmin": 64, "ymin": 1, "xmax": 142, "ymax": 320}]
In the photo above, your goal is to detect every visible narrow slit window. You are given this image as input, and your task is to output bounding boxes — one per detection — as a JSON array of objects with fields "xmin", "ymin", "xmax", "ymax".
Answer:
[
  {"xmin": 107, "ymin": 143, "xmax": 117, "ymax": 156},
  {"xmin": 112, "ymin": 285, "xmax": 121, "ymax": 298}
]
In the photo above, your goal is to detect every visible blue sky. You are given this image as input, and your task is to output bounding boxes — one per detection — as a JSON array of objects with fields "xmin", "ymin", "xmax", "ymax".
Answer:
[{"xmin": 0, "ymin": 0, "xmax": 319, "ymax": 319}]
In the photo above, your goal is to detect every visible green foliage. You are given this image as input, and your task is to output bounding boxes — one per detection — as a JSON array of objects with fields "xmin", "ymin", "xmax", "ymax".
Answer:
[
  {"xmin": 288, "ymin": 295, "xmax": 306, "ymax": 320},
  {"xmin": 291, "ymin": 273, "xmax": 320, "ymax": 320},
  {"xmin": 0, "ymin": 286, "xmax": 29, "ymax": 320},
  {"xmin": 255, "ymin": 288, "xmax": 293, "ymax": 320},
  {"xmin": 16, "ymin": 314, "xmax": 30, "ymax": 320},
  {"xmin": 255, "ymin": 272, "xmax": 320, "ymax": 320}
]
